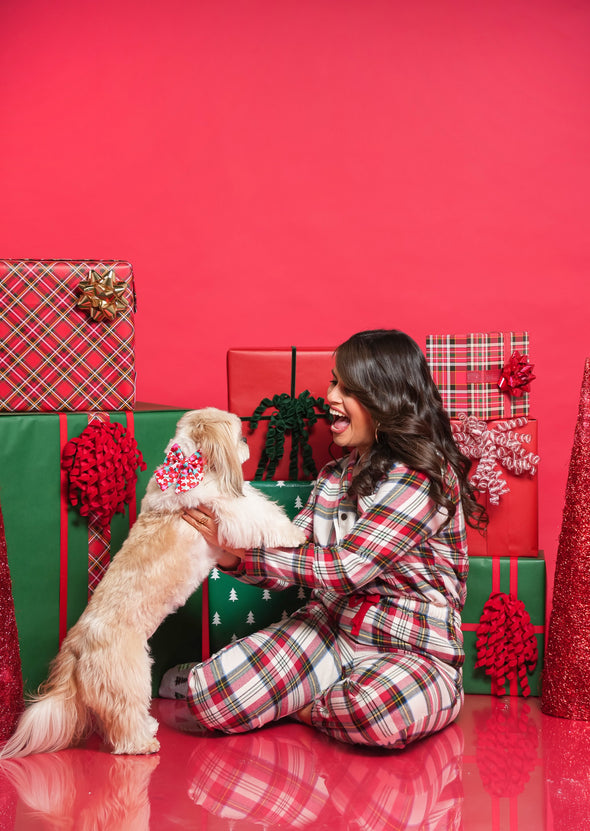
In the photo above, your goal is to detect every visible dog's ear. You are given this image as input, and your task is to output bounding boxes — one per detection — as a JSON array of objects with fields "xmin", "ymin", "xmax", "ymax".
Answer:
[{"xmin": 198, "ymin": 416, "xmax": 244, "ymax": 497}]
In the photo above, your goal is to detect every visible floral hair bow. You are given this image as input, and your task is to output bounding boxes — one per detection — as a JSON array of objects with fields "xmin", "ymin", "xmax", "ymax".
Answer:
[{"xmin": 155, "ymin": 444, "xmax": 206, "ymax": 493}]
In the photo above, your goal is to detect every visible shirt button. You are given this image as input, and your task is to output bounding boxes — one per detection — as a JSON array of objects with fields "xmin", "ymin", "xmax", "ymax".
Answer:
[{"xmin": 341, "ymin": 513, "xmax": 348, "ymax": 521}]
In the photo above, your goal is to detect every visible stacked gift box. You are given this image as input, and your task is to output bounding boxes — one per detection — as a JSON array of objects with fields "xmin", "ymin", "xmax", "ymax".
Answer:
[
  {"xmin": 0, "ymin": 260, "xmax": 203, "ymax": 696},
  {"xmin": 208, "ymin": 336, "xmax": 545, "ymax": 698},
  {"xmin": 2, "ymin": 291, "xmax": 545, "ymax": 700},
  {"xmin": 426, "ymin": 331, "xmax": 544, "ymax": 696}
]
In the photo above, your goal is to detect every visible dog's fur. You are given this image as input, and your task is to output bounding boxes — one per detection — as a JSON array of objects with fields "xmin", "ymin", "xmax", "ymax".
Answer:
[{"xmin": 0, "ymin": 408, "xmax": 306, "ymax": 758}]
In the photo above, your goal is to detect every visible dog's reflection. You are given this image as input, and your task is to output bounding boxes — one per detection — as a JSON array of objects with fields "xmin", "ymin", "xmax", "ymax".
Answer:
[
  {"xmin": 0, "ymin": 749, "xmax": 158, "ymax": 830},
  {"xmin": 185, "ymin": 720, "xmax": 464, "ymax": 830}
]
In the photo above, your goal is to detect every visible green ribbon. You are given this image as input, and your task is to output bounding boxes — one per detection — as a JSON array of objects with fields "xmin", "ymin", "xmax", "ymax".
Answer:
[{"xmin": 247, "ymin": 347, "xmax": 330, "ymax": 480}]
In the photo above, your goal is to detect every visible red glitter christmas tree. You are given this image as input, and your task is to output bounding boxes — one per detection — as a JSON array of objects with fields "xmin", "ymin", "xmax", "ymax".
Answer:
[
  {"xmin": 0, "ymin": 501, "xmax": 23, "ymax": 741},
  {"xmin": 542, "ymin": 358, "xmax": 590, "ymax": 719}
]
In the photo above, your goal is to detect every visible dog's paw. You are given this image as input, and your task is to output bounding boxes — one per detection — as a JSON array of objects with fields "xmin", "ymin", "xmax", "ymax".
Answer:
[
  {"xmin": 263, "ymin": 525, "xmax": 307, "ymax": 548},
  {"xmin": 142, "ymin": 737, "xmax": 161, "ymax": 755},
  {"xmin": 113, "ymin": 737, "xmax": 161, "ymax": 756}
]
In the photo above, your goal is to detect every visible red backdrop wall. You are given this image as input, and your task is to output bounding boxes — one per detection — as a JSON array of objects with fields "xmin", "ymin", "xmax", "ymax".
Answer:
[{"xmin": 2, "ymin": 0, "xmax": 590, "ymax": 614}]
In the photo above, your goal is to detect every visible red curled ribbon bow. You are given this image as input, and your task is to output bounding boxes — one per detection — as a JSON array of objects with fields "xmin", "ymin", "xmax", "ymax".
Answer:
[
  {"xmin": 475, "ymin": 592, "xmax": 538, "ymax": 697},
  {"xmin": 155, "ymin": 444, "xmax": 205, "ymax": 493},
  {"xmin": 61, "ymin": 422, "xmax": 147, "ymax": 527},
  {"xmin": 451, "ymin": 414, "xmax": 539, "ymax": 505},
  {"xmin": 497, "ymin": 351, "xmax": 536, "ymax": 398}
]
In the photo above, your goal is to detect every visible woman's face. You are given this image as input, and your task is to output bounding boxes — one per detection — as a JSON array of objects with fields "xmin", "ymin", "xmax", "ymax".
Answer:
[{"xmin": 327, "ymin": 368, "xmax": 375, "ymax": 455}]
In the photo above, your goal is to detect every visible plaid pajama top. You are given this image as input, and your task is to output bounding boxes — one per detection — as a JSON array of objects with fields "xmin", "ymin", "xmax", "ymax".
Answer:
[{"xmin": 237, "ymin": 453, "xmax": 469, "ymax": 670}]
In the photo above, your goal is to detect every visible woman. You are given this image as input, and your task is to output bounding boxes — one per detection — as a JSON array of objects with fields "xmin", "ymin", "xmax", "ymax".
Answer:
[{"xmin": 167, "ymin": 329, "xmax": 485, "ymax": 748}]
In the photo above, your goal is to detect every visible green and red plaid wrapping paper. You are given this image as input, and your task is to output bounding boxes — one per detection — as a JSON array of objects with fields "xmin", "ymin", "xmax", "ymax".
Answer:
[
  {"xmin": 0, "ymin": 259, "xmax": 136, "ymax": 412},
  {"xmin": 426, "ymin": 332, "xmax": 531, "ymax": 419}
]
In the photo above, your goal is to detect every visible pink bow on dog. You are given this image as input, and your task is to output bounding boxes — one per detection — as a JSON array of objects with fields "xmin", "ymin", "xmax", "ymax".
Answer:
[{"xmin": 155, "ymin": 444, "xmax": 205, "ymax": 493}]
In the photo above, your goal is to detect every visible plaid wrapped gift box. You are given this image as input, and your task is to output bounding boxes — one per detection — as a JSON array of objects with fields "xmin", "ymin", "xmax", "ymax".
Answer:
[
  {"xmin": 0, "ymin": 407, "xmax": 205, "ymax": 696},
  {"xmin": 204, "ymin": 481, "xmax": 314, "ymax": 657},
  {"xmin": 0, "ymin": 259, "xmax": 136, "ymax": 412},
  {"xmin": 426, "ymin": 332, "xmax": 532, "ymax": 419},
  {"xmin": 227, "ymin": 347, "xmax": 335, "ymax": 481}
]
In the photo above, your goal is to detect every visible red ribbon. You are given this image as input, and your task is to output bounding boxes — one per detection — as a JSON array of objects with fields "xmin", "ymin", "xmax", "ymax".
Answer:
[
  {"xmin": 475, "ymin": 592, "xmax": 538, "ymax": 697},
  {"xmin": 452, "ymin": 414, "xmax": 539, "ymax": 505},
  {"xmin": 350, "ymin": 594, "xmax": 381, "ymax": 636},
  {"xmin": 498, "ymin": 350, "xmax": 536, "ymax": 398},
  {"xmin": 155, "ymin": 444, "xmax": 205, "ymax": 493},
  {"xmin": 61, "ymin": 421, "xmax": 146, "ymax": 528}
]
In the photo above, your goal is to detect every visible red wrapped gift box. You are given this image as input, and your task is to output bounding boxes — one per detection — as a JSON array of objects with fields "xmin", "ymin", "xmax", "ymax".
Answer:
[
  {"xmin": 457, "ymin": 418, "xmax": 539, "ymax": 557},
  {"xmin": 426, "ymin": 331, "xmax": 533, "ymax": 419},
  {"xmin": 0, "ymin": 259, "xmax": 136, "ymax": 412},
  {"xmin": 227, "ymin": 347, "xmax": 335, "ymax": 480}
]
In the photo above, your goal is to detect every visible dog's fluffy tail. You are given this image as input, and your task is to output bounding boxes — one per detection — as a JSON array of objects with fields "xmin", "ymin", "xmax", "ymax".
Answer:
[{"xmin": 0, "ymin": 645, "xmax": 89, "ymax": 759}]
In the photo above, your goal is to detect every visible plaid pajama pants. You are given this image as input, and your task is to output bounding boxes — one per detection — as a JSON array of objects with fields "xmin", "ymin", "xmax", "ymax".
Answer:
[
  {"xmin": 187, "ymin": 600, "xmax": 463, "ymax": 748},
  {"xmin": 187, "ymin": 715, "xmax": 464, "ymax": 828}
]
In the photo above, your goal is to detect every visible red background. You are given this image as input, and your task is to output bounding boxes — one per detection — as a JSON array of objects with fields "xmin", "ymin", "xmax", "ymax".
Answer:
[{"xmin": 2, "ymin": 0, "xmax": 589, "ymax": 614}]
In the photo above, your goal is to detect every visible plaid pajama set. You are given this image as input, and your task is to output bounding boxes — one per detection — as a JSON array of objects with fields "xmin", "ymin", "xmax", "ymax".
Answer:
[{"xmin": 187, "ymin": 452, "xmax": 468, "ymax": 748}]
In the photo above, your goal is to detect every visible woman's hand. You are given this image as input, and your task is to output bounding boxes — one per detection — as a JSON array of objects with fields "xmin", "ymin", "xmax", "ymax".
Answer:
[{"xmin": 181, "ymin": 506, "xmax": 246, "ymax": 570}]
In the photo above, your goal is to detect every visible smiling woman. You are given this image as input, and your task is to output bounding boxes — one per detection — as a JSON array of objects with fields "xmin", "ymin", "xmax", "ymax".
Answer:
[
  {"xmin": 327, "ymin": 368, "xmax": 376, "ymax": 456},
  {"xmin": 163, "ymin": 329, "xmax": 487, "ymax": 749}
]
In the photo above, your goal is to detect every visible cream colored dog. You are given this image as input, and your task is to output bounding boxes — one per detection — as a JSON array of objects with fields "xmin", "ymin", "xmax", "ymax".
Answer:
[{"xmin": 0, "ymin": 408, "xmax": 306, "ymax": 758}]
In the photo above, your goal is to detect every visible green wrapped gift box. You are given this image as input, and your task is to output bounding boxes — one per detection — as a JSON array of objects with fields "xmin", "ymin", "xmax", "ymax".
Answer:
[
  {"xmin": 462, "ymin": 555, "xmax": 546, "ymax": 696},
  {"xmin": 205, "ymin": 481, "xmax": 315, "ymax": 656},
  {"xmin": 0, "ymin": 407, "xmax": 206, "ymax": 696}
]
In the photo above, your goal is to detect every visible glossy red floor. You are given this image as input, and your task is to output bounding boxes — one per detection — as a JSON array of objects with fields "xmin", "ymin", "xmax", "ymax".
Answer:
[{"xmin": 1, "ymin": 694, "xmax": 589, "ymax": 830}]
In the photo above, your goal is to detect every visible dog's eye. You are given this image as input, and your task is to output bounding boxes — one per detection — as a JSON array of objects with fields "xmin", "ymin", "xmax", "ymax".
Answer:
[{"xmin": 241, "ymin": 436, "xmax": 248, "ymax": 444}]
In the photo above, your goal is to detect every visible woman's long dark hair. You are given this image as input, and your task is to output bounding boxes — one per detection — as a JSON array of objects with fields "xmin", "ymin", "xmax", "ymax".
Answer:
[{"xmin": 335, "ymin": 330, "xmax": 486, "ymax": 530}]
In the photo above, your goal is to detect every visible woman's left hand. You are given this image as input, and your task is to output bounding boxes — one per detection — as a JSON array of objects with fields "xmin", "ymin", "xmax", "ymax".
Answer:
[{"xmin": 182, "ymin": 506, "xmax": 221, "ymax": 547}]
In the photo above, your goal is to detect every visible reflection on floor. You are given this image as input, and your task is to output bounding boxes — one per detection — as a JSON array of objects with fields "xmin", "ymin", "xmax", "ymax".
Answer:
[{"xmin": 1, "ymin": 695, "xmax": 589, "ymax": 830}]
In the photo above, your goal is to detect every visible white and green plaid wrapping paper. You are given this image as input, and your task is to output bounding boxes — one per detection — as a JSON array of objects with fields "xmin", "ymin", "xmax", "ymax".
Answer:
[{"xmin": 426, "ymin": 331, "xmax": 530, "ymax": 419}]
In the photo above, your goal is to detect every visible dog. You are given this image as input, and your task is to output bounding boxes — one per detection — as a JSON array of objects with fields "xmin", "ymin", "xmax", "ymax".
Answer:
[{"xmin": 0, "ymin": 408, "xmax": 306, "ymax": 758}]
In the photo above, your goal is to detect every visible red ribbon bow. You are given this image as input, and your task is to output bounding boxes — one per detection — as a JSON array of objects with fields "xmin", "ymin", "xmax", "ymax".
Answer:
[
  {"xmin": 155, "ymin": 444, "xmax": 205, "ymax": 493},
  {"xmin": 349, "ymin": 594, "xmax": 381, "ymax": 636},
  {"xmin": 61, "ymin": 422, "xmax": 147, "ymax": 527},
  {"xmin": 475, "ymin": 592, "xmax": 538, "ymax": 697},
  {"xmin": 498, "ymin": 351, "xmax": 536, "ymax": 398}
]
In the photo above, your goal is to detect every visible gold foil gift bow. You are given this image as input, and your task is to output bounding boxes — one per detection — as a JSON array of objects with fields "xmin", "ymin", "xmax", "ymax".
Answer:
[{"xmin": 76, "ymin": 268, "xmax": 128, "ymax": 322}]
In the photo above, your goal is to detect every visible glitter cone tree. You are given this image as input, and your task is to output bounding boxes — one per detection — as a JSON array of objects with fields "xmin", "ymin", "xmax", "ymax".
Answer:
[
  {"xmin": 541, "ymin": 358, "xmax": 590, "ymax": 719},
  {"xmin": 0, "ymin": 501, "xmax": 23, "ymax": 741}
]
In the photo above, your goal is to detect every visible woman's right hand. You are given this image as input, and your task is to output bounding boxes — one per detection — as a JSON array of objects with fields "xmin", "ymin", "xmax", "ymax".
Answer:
[{"xmin": 181, "ymin": 507, "xmax": 245, "ymax": 571}]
